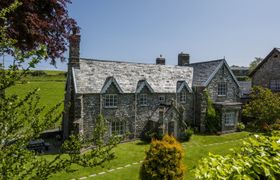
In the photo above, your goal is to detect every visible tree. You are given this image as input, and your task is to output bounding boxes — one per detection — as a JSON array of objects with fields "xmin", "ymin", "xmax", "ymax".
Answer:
[
  {"xmin": 140, "ymin": 135, "xmax": 185, "ymax": 180},
  {"xmin": 0, "ymin": 3, "xmax": 121, "ymax": 179},
  {"xmin": 0, "ymin": 0, "xmax": 78, "ymax": 64},
  {"xmin": 249, "ymin": 57, "xmax": 263, "ymax": 73},
  {"xmin": 243, "ymin": 86, "xmax": 280, "ymax": 129}
]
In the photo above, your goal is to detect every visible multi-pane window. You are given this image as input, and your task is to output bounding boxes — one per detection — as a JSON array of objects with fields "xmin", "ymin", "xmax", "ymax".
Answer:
[
  {"xmin": 104, "ymin": 94, "xmax": 117, "ymax": 108},
  {"xmin": 159, "ymin": 95, "xmax": 165, "ymax": 103},
  {"xmin": 139, "ymin": 94, "xmax": 148, "ymax": 106},
  {"xmin": 218, "ymin": 82, "xmax": 227, "ymax": 96},
  {"xmin": 180, "ymin": 92, "xmax": 186, "ymax": 103},
  {"xmin": 224, "ymin": 112, "xmax": 235, "ymax": 126},
  {"xmin": 270, "ymin": 80, "xmax": 280, "ymax": 91},
  {"xmin": 111, "ymin": 121, "xmax": 125, "ymax": 135}
]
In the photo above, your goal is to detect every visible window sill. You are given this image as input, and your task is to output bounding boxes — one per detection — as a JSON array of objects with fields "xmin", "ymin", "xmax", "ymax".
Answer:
[
  {"xmin": 104, "ymin": 106, "xmax": 118, "ymax": 109},
  {"xmin": 217, "ymin": 95, "xmax": 227, "ymax": 97},
  {"xmin": 140, "ymin": 104, "xmax": 149, "ymax": 107},
  {"xmin": 225, "ymin": 124, "xmax": 234, "ymax": 127}
]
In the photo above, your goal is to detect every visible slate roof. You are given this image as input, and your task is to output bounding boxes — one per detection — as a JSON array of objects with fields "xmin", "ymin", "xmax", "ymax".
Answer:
[
  {"xmin": 73, "ymin": 58, "xmax": 193, "ymax": 94},
  {"xmin": 249, "ymin": 48, "xmax": 280, "ymax": 77},
  {"xmin": 189, "ymin": 59, "xmax": 224, "ymax": 86}
]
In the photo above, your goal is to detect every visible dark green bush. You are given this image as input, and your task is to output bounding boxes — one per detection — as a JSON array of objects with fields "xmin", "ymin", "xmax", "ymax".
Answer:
[
  {"xmin": 183, "ymin": 127, "xmax": 194, "ymax": 142},
  {"xmin": 29, "ymin": 70, "xmax": 47, "ymax": 76},
  {"xmin": 204, "ymin": 91, "xmax": 220, "ymax": 133}
]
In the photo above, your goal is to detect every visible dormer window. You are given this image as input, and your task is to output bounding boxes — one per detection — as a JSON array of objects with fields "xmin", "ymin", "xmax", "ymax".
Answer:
[
  {"xmin": 218, "ymin": 82, "xmax": 227, "ymax": 96},
  {"xmin": 139, "ymin": 94, "xmax": 148, "ymax": 106},
  {"xmin": 180, "ymin": 92, "xmax": 186, "ymax": 103},
  {"xmin": 104, "ymin": 94, "xmax": 117, "ymax": 108},
  {"xmin": 159, "ymin": 95, "xmax": 165, "ymax": 103}
]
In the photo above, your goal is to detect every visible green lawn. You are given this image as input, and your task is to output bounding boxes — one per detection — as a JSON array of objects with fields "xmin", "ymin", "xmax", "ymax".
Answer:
[
  {"xmin": 6, "ymin": 70, "xmax": 66, "ymax": 127},
  {"xmin": 49, "ymin": 132, "xmax": 251, "ymax": 180}
]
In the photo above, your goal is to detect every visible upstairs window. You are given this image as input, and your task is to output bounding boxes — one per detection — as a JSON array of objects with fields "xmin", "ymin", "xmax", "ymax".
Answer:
[
  {"xmin": 139, "ymin": 94, "xmax": 148, "ymax": 106},
  {"xmin": 270, "ymin": 80, "xmax": 280, "ymax": 91},
  {"xmin": 104, "ymin": 94, "xmax": 117, "ymax": 108},
  {"xmin": 159, "ymin": 95, "xmax": 165, "ymax": 103},
  {"xmin": 224, "ymin": 112, "xmax": 235, "ymax": 126},
  {"xmin": 218, "ymin": 82, "xmax": 227, "ymax": 96},
  {"xmin": 180, "ymin": 92, "xmax": 186, "ymax": 103},
  {"xmin": 111, "ymin": 121, "xmax": 125, "ymax": 135}
]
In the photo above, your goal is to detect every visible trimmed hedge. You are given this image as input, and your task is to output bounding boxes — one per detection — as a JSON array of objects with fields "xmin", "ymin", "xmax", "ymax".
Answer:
[{"xmin": 140, "ymin": 134, "xmax": 185, "ymax": 180}]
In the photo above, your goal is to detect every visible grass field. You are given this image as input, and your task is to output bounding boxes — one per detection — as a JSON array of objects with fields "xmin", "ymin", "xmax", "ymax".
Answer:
[
  {"xmin": 48, "ymin": 132, "xmax": 251, "ymax": 180},
  {"xmin": 6, "ymin": 70, "xmax": 66, "ymax": 127}
]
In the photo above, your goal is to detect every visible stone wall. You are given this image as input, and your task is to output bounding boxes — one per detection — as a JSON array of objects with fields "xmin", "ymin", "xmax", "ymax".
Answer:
[
  {"xmin": 81, "ymin": 83, "xmax": 194, "ymax": 139},
  {"xmin": 252, "ymin": 50, "xmax": 280, "ymax": 91}
]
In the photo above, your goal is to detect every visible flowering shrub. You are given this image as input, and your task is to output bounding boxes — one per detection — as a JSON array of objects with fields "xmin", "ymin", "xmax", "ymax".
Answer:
[
  {"xmin": 195, "ymin": 131, "xmax": 280, "ymax": 179},
  {"xmin": 140, "ymin": 134, "xmax": 185, "ymax": 180}
]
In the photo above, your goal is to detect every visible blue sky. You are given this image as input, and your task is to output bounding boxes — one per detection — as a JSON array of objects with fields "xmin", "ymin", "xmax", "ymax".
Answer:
[{"xmin": 6, "ymin": 0, "xmax": 280, "ymax": 70}]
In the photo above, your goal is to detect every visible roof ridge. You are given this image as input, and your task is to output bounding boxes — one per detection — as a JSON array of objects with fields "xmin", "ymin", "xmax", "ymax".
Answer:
[
  {"xmin": 189, "ymin": 59, "xmax": 224, "ymax": 65},
  {"xmin": 80, "ymin": 58, "xmax": 154, "ymax": 65}
]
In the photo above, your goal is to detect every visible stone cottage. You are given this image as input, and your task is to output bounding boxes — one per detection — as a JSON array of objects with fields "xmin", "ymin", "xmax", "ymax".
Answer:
[
  {"xmin": 62, "ymin": 33, "xmax": 242, "ymax": 140},
  {"xmin": 249, "ymin": 48, "xmax": 280, "ymax": 92}
]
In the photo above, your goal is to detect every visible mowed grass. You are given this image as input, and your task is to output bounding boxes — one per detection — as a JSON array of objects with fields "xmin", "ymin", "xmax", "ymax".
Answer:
[
  {"xmin": 48, "ymin": 132, "xmax": 251, "ymax": 180},
  {"xmin": 6, "ymin": 70, "xmax": 66, "ymax": 126}
]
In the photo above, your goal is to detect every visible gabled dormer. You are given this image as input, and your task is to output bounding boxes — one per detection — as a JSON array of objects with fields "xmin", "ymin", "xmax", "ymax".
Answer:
[
  {"xmin": 101, "ymin": 76, "xmax": 123, "ymax": 108},
  {"xmin": 177, "ymin": 81, "xmax": 192, "ymax": 103},
  {"xmin": 136, "ymin": 79, "xmax": 154, "ymax": 106}
]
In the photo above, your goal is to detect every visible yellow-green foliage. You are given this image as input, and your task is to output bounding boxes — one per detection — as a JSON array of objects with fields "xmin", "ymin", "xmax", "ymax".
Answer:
[{"xmin": 139, "ymin": 134, "xmax": 185, "ymax": 180}]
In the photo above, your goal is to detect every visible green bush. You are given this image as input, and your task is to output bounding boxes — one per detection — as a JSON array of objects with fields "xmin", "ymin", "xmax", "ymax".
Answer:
[
  {"xmin": 141, "ymin": 121, "xmax": 163, "ymax": 142},
  {"xmin": 204, "ymin": 91, "xmax": 220, "ymax": 133},
  {"xmin": 140, "ymin": 134, "xmax": 185, "ymax": 180},
  {"xmin": 195, "ymin": 131, "xmax": 280, "ymax": 179},
  {"xmin": 29, "ymin": 70, "xmax": 47, "ymax": 76},
  {"xmin": 183, "ymin": 127, "xmax": 194, "ymax": 142},
  {"xmin": 237, "ymin": 122, "xmax": 245, "ymax": 131}
]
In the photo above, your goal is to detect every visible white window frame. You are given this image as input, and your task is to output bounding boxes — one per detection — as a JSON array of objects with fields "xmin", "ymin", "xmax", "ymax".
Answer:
[
  {"xmin": 218, "ymin": 82, "xmax": 227, "ymax": 96},
  {"xmin": 270, "ymin": 80, "xmax": 280, "ymax": 91},
  {"xmin": 224, "ymin": 112, "xmax": 235, "ymax": 126},
  {"xmin": 111, "ymin": 121, "xmax": 125, "ymax": 135},
  {"xmin": 139, "ymin": 94, "xmax": 148, "ymax": 106},
  {"xmin": 104, "ymin": 94, "xmax": 117, "ymax": 108},
  {"xmin": 179, "ymin": 92, "xmax": 186, "ymax": 103},
  {"xmin": 159, "ymin": 95, "xmax": 165, "ymax": 103}
]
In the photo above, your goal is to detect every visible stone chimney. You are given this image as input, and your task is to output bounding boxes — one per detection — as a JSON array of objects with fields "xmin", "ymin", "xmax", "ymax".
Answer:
[
  {"xmin": 156, "ymin": 55, "xmax": 165, "ymax": 65},
  {"xmin": 69, "ymin": 28, "xmax": 80, "ymax": 68},
  {"xmin": 178, "ymin": 52, "xmax": 190, "ymax": 66}
]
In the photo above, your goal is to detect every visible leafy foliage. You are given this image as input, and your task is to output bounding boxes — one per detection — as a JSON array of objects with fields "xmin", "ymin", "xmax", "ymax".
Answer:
[
  {"xmin": 140, "ymin": 134, "xmax": 185, "ymax": 180},
  {"xmin": 204, "ymin": 91, "xmax": 220, "ymax": 133},
  {"xmin": 0, "ymin": 3, "xmax": 120, "ymax": 179},
  {"xmin": 249, "ymin": 57, "xmax": 263, "ymax": 74},
  {"xmin": 183, "ymin": 127, "xmax": 194, "ymax": 142},
  {"xmin": 195, "ymin": 131, "xmax": 280, "ymax": 179},
  {"xmin": 0, "ymin": 0, "xmax": 78, "ymax": 64},
  {"xmin": 243, "ymin": 86, "xmax": 280, "ymax": 130},
  {"xmin": 237, "ymin": 122, "xmax": 245, "ymax": 131}
]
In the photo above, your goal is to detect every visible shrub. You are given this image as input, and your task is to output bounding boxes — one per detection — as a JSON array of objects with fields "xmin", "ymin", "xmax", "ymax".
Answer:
[
  {"xmin": 183, "ymin": 127, "xmax": 194, "ymax": 142},
  {"xmin": 141, "ymin": 121, "xmax": 163, "ymax": 142},
  {"xmin": 195, "ymin": 131, "xmax": 280, "ymax": 179},
  {"xmin": 29, "ymin": 70, "xmax": 47, "ymax": 76},
  {"xmin": 243, "ymin": 86, "xmax": 280, "ymax": 130},
  {"xmin": 140, "ymin": 134, "xmax": 185, "ymax": 180},
  {"xmin": 237, "ymin": 122, "xmax": 245, "ymax": 131},
  {"xmin": 204, "ymin": 91, "xmax": 220, "ymax": 133}
]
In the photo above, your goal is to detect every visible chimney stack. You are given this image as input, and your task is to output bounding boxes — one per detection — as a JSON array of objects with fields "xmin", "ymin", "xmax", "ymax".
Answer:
[
  {"xmin": 156, "ymin": 54, "xmax": 165, "ymax": 65},
  {"xmin": 69, "ymin": 28, "xmax": 81, "ymax": 68},
  {"xmin": 178, "ymin": 52, "xmax": 190, "ymax": 66}
]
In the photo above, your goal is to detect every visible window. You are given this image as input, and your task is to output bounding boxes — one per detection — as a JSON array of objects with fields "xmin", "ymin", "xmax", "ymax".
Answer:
[
  {"xmin": 224, "ymin": 112, "xmax": 235, "ymax": 126},
  {"xmin": 159, "ymin": 95, "xmax": 165, "ymax": 103},
  {"xmin": 139, "ymin": 94, "xmax": 148, "ymax": 106},
  {"xmin": 111, "ymin": 121, "xmax": 125, "ymax": 135},
  {"xmin": 104, "ymin": 94, "xmax": 117, "ymax": 108},
  {"xmin": 270, "ymin": 80, "xmax": 280, "ymax": 91},
  {"xmin": 180, "ymin": 92, "xmax": 186, "ymax": 103},
  {"xmin": 218, "ymin": 82, "xmax": 227, "ymax": 96}
]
